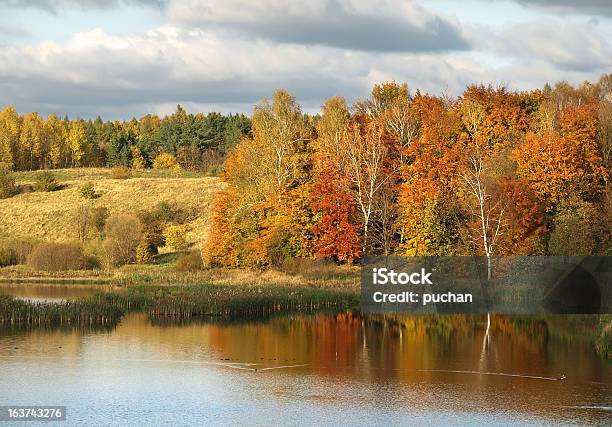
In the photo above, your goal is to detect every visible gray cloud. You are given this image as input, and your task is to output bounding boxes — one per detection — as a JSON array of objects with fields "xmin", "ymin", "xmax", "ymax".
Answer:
[
  {"xmin": 1, "ymin": 0, "xmax": 166, "ymax": 13},
  {"xmin": 0, "ymin": 27, "xmax": 369, "ymax": 118},
  {"xmin": 510, "ymin": 1, "xmax": 612, "ymax": 16},
  {"xmin": 0, "ymin": 1, "xmax": 609, "ymax": 120},
  {"xmin": 168, "ymin": 0, "xmax": 470, "ymax": 53}
]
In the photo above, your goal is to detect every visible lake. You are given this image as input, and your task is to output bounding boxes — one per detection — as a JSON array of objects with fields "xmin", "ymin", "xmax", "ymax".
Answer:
[{"xmin": 0, "ymin": 283, "xmax": 610, "ymax": 426}]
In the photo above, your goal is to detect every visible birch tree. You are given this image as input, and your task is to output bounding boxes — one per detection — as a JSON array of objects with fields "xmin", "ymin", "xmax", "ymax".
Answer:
[
  {"xmin": 251, "ymin": 90, "xmax": 309, "ymax": 196},
  {"xmin": 461, "ymin": 151, "xmax": 505, "ymax": 279},
  {"xmin": 336, "ymin": 120, "xmax": 395, "ymax": 254}
]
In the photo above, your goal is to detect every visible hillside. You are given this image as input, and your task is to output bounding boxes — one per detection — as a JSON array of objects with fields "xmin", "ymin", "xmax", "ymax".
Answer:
[{"xmin": 0, "ymin": 168, "xmax": 226, "ymax": 246}]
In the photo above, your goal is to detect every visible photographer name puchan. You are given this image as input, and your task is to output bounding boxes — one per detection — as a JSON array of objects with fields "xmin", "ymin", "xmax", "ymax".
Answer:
[{"xmin": 370, "ymin": 268, "xmax": 473, "ymax": 306}]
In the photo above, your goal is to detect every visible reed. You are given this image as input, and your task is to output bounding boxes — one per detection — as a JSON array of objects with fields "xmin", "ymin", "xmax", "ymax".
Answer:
[
  {"xmin": 0, "ymin": 294, "xmax": 123, "ymax": 327},
  {"xmin": 133, "ymin": 285, "xmax": 359, "ymax": 319},
  {"xmin": 0, "ymin": 284, "xmax": 360, "ymax": 328}
]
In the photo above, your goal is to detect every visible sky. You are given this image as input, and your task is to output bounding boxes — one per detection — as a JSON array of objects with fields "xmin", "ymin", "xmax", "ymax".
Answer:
[{"xmin": 0, "ymin": 0, "xmax": 611, "ymax": 119}]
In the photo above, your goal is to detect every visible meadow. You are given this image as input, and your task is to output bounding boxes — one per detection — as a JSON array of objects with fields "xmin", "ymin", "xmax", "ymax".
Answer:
[
  {"xmin": 1, "ymin": 168, "xmax": 223, "ymax": 244},
  {"xmin": 0, "ymin": 167, "xmax": 360, "ymax": 289}
]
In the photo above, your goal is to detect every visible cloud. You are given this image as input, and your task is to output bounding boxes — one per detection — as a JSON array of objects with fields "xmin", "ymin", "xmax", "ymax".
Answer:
[
  {"xmin": 0, "ymin": 22, "xmax": 605, "ymax": 119},
  {"xmin": 498, "ymin": 21, "xmax": 612, "ymax": 72},
  {"xmin": 0, "ymin": 25, "xmax": 30, "ymax": 37},
  {"xmin": 1, "ymin": 0, "xmax": 166, "ymax": 13},
  {"xmin": 167, "ymin": 0, "xmax": 470, "ymax": 53},
  {"xmin": 0, "ymin": 1, "xmax": 609, "ymax": 120},
  {"xmin": 508, "ymin": 1, "xmax": 612, "ymax": 16},
  {"xmin": 0, "ymin": 26, "xmax": 371, "ymax": 118}
]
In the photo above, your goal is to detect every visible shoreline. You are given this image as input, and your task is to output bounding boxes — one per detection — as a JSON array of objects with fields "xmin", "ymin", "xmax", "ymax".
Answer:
[
  {"xmin": 0, "ymin": 282, "xmax": 361, "ymax": 329},
  {"xmin": 0, "ymin": 264, "xmax": 361, "ymax": 289}
]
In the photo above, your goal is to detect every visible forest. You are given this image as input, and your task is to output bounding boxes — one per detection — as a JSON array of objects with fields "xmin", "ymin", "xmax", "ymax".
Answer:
[
  {"xmin": 0, "ymin": 106, "xmax": 251, "ymax": 173},
  {"xmin": 204, "ymin": 76, "xmax": 611, "ymax": 267},
  {"xmin": 1, "ymin": 75, "xmax": 611, "ymax": 270}
]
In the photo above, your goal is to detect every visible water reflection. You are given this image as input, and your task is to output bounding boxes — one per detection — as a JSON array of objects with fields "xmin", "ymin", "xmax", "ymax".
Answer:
[
  {"xmin": 0, "ymin": 309, "xmax": 609, "ymax": 425},
  {"xmin": 0, "ymin": 284, "xmax": 610, "ymax": 424},
  {"xmin": 0, "ymin": 282, "xmax": 111, "ymax": 303}
]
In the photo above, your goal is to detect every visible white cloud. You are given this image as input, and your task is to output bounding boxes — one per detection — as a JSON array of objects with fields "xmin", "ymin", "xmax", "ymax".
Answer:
[
  {"xmin": 0, "ymin": 1, "xmax": 609, "ymax": 119},
  {"xmin": 498, "ymin": 21, "xmax": 612, "ymax": 72}
]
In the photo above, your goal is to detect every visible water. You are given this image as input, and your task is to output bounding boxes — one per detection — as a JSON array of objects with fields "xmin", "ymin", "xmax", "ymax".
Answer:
[
  {"xmin": 0, "ymin": 284, "xmax": 610, "ymax": 426},
  {"xmin": 0, "ymin": 283, "xmax": 110, "ymax": 303}
]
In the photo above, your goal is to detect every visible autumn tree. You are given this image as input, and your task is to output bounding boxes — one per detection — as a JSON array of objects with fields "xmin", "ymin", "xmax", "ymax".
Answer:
[
  {"xmin": 334, "ymin": 118, "xmax": 395, "ymax": 254},
  {"xmin": 204, "ymin": 90, "xmax": 313, "ymax": 267},
  {"xmin": 0, "ymin": 106, "xmax": 20, "ymax": 169},
  {"xmin": 19, "ymin": 112, "xmax": 44, "ymax": 170},
  {"xmin": 68, "ymin": 120, "xmax": 87, "ymax": 167},
  {"xmin": 310, "ymin": 97, "xmax": 361, "ymax": 262},
  {"xmin": 398, "ymin": 94, "xmax": 465, "ymax": 255},
  {"xmin": 0, "ymin": 162, "xmax": 15, "ymax": 199},
  {"xmin": 44, "ymin": 114, "xmax": 67, "ymax": 168},
  {"xmin": 460, "ymin": 150, "xmax": 505, "ymax": 277}
]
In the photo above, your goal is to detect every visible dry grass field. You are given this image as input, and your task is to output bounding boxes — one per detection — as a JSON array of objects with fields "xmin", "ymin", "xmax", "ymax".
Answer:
[{"xmin": 0, "ymin": 168, "xmax": 226, "ymax": 245}]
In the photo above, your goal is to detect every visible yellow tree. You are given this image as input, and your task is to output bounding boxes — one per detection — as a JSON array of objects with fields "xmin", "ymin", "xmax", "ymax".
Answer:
[
  {"xmin": 45, "ymin": 114, "xmax": 68, "ymax": 168},
  {"xmin": 68, "ymin": 120, "xmax": 86, "ymax": 167},
  {"xmin": 0, "ymin": 106, "xmax": 21, "ymax": 169},
  {"xmin": 19, "ymin": 112, "xmax": 44, "ymax": 170},
  {"xmin": 251, "ymin": 90, "xmax": 310, "ymax": 196},
  {"xmin": 204, "ymin": 90, "xmax": 312, "ymax": 267}
]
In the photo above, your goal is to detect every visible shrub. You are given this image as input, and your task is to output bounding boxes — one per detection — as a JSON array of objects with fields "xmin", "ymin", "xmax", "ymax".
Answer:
[
  {"xmin": 164, "ymin": 224, "xmax": 189, "ymax": 251},
  {"xmin": 0, "ymin": 245, "xmax": 13, "ymax": 267},
  {"xmin": 33, "ymin": 171, "xmax": 58, "ymax": 192},
  {"xmin": 596, "ymin": 320, "xmax": 612, "ymax": 358},
  {"xmin": 80, "ymin": 181, "xmax": 98, "ymax": 199},
  {"xmin": 92, "ymin": 206, "xmax": 109, "ymax": 234},
  {"xmin": 265, "ymin": 227, "xmax": 293, "ymax": 267},
  {"xmin": 111, "ymin": 166, "xmax": 132, "ymax": 179},
  {"xmin": 0, "ymin": 239, "xmax": 34, "ymax": 266},
  {"xmin": 130, "ymin": 146, "xmax": 147, "ymax": 170},
  {"xmin": 27, "ymin": 242, "xmax": 88, "ymax": 271},
  {"xmin": 548, "ymin": 196, "xmax": 601, "ymax": 255},
  {"xmin": 103, "ymin": 214, "xmax": 142, "ymax": 267},
  {"xmin": 0, "ymin": 162, "xmax": 15, "ymax": 199},
  {"xmin": 73, "ymin": 204, "xmax": 109, "ymax": 241},
  {"xmin": 175, "ymin": 251, "xmax": 204, "ymax": 272},
  {"xmin": 154, "ymin": 200, "xmax": 190, "ymax": 224},
  {"xmin": 85, "ymin": 255, "xmax": 102, "ymax": 270},
  {"xmin": 73, "ymin": 205, "xmax": 93, "ymax": 241},
  {"xmin": 136, "ymin": 241, "xmax": 157, "ymax": 264},
  {"xmin": 153, "ymin": 152, "xmax": 181, "ymax": 170},
  {"xmin": 200, "ymin": 149, "xmax": 226, "ymax": 176},
  {"xmin": 137, "ymin": 210, "xmax": 166, "ymax": 248}
]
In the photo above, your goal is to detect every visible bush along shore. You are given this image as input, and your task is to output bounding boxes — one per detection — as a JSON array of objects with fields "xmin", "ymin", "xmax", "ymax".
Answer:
[{"xmin": 0, "ymin": 284, "xmax": 360, "ymax": 329}]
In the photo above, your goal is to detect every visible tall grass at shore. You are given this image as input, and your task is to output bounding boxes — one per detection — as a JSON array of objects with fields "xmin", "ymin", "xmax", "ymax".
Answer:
[
  {"xmin": 0, "ymin": 284, "xmax": 360, "ymax": 328},
  {"xmin": 0, "ymin": 293, "xmax": 124, "ymax": 327}
]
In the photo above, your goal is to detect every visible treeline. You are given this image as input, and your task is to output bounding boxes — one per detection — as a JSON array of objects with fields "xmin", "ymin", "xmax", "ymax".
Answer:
[
  {"xmin": 204, "ymin": 76, "xmax": 612, "ymax": 267},
  {"xmin": 0, "ymin": 105, "xmax": 251, "ymax": 172}
]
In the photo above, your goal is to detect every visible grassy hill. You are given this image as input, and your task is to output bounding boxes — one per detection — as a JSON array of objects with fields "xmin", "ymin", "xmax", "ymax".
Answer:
[{"xmin": 0, "ymin": 168, "xmax": 226, "ymax": 246}]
